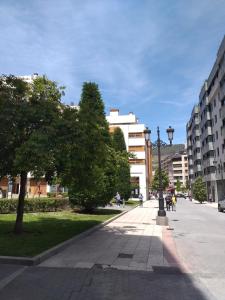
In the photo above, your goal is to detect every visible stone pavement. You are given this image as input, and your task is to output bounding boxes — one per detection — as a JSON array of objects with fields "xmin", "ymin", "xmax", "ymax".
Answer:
[
  {"xmin": 192, "ymin": 199, "xmax": 218, "ymax": 209},
  {"xmin": 0, "ymin": 200, "xmax": 213, "ymax": 300},
  {"xmin": 40, "ymin": 200, "xmax": 188, "ymax": 272}
]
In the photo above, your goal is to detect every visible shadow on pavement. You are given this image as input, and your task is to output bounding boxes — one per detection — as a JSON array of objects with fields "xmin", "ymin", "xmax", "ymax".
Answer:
[{"xmin": 0, "ymin": 223, "xmax": 214, "ymax": 300}]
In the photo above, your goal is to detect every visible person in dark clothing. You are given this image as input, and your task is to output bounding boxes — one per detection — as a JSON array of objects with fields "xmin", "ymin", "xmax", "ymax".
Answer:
[{"xmin": 165, "ymin": 194, "xmax": 172, "ymax": 211}]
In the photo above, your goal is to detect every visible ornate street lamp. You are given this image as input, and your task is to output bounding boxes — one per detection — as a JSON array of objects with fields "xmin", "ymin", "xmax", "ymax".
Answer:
[
  {"xmin": 144, "ymin": 128, "xmax": 151, "ymax": 200},
  {"xmin": 166, "ymin": 126, "xmax": 174, "ymax": 145},
  {"xmin": 144, "ymin": 128, "xmax": 151, "ymax": 140},
  {"xmin": 151, "ymin": 126, "xmax": 174, "ymax": 226}
]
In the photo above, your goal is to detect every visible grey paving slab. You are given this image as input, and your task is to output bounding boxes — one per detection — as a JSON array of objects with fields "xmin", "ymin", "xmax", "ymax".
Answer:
[
  {"xmin": 40, "ymin": 200, "xmax": 181, "ymax": 272},
  {"xmin": 0, "ymin": 266, "xmax": 213, "ymax": 300}
]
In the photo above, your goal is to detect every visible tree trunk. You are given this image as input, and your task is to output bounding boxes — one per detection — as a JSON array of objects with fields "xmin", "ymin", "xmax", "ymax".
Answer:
[{"xmin": 14, "ymin": 171, "xmax": 27, "ymax": 234}]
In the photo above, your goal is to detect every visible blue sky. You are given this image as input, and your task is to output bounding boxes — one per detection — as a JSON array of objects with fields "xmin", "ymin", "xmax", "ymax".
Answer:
[{"xmin": 1, "ymin": 0, "xmax": 225, "ymax": 143}]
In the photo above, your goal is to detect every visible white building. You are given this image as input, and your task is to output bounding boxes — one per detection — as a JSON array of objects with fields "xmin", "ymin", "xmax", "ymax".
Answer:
[
  {"xmin": 18, "ymin": 73, "xmax": 39, "ymax": 83},
  {"xmin": 106, "ymin": 109, "xmax": 152, "ymax": 201}
]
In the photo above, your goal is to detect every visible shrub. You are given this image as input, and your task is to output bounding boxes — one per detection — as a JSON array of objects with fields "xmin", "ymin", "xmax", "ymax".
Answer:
[
  {"xmin": 0, "ymin": 198, "xmax": 70, "ymax": 214},
  {"xmin": 47, "ymin": 192, "xmax": 68, "ymax": 198},
  {"xmin": 193, "ymin": 177, "xmax": 207, "ymax": 203}
]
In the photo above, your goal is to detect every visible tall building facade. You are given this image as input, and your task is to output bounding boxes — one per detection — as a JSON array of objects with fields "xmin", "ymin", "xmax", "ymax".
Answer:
[
  {"xmin": 186, "ymin": 36, "xmax": 225, "ymax": 202},
  {"xmin": 106, "ymin": 109, "xmax": 152, "ymax": 201},
  {"xmin": 186, "ymin": 105, "xmax": 202, "ymax": 186}
]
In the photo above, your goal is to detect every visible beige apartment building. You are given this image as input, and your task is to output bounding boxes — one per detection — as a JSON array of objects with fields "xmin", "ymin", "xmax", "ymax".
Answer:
[{"xmin": 162, "ymin": 151, "xmax": 189, "ymax": 188}]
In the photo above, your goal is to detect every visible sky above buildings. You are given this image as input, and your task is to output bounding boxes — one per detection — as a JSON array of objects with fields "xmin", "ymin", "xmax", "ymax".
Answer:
[{"xmin": 1, "ymin": 0, "xmax": 225, "ymax": 143}]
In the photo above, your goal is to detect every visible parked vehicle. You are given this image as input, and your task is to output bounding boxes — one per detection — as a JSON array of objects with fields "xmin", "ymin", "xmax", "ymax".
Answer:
[
  {"xmin": 218, "ymin": 199, "xmax": 225, "ymax": 212},
  {"xmin": 176, "ymin": 193, "xmax": 186, "ymax": 199}
]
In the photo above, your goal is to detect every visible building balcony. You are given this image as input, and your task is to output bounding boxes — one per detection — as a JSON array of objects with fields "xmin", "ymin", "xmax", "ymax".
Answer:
[
  {"xmin": 188, "ymin": 149, "xmax": 193, "ymax": 156},
  {"xmin": 222, "ymin": 126, "xmax": 225, "ymax": 139},
  {"xmin": 189, "ymin": 169, "xmax": 194, "ymax": 175},
  {"xmin": 203, "ymin": 142, "xmax": 214, "ymax": 153},
  {"xmin": 189, "ymin": 159, "xmax": 193, "ymax": 165},
  {"xmin": 204, "ymin": 173, "xmax": 216, "ymax": 182},
  {"xmin": 221, "ymin": 104, "xmax": 225, "ymax": 120}
]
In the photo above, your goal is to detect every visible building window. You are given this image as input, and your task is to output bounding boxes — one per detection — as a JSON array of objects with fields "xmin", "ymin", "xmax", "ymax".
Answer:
[{"xmin": 129, "ymin": 132, "xmax": 144, "ymax": 138}]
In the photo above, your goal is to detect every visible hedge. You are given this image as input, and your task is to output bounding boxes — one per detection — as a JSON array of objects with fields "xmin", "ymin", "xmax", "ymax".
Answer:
[
  {"xmin": 47, "ymin": 192, "xmax": 68, "ymax": 198},
  {"xmin": 0, "ymin": 198, "xmax": 70, "ymax": 214}
]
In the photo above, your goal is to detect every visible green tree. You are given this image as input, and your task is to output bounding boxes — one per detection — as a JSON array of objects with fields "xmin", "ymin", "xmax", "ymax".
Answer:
[
  {"xmin": 151, "ymin": 168, "xmax": 169, "ymax": 191},
  {"xmin": 111, "ymin": 127, "xmax": 131, "ymax": 200},
  {"xmin": 0, "ymin": 75, "xmax": 63, "ymax": 234},
  {"xmin": 175, "ymin": 179, "xmax": 182, "ymax": 192},
  {"xmin": 192, "ymin": 177, "xmax": 207, "ymax": 203},
  {"xmin": 112, "ymin": 127, "xmax": 127, "ymax": 152},
  {"xmin": 185, "ymin": 179, "xmax": 190, "ymax": 191},
  {"xmin": 68, "ymin": 82, "xmax": 116, "ymax": 211}
]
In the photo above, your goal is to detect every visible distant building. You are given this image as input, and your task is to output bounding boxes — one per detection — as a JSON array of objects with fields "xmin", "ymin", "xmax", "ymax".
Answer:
[
  {"xmin": 162, "ymin": 151, "xmax": 188, "ymax": 188},
  {"xmin": 186, "ymin": 105, "xmax": 202, "ymax": 186},
  {"xmin": 18, "ymin": 73, "xmax": 39, "ymax": 83},
  {"xmin": 106, "ymin": 109, "xmax": 152, "ymax": 201}
]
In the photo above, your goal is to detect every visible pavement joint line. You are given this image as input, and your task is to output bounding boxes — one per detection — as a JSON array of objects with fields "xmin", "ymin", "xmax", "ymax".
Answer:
[
  {"xmin": 0, "ymin": 206, "xmax": 138, "ymax": 266},
  {"xmin": 0, "ymin": 266, "xmax": 27, "ymax": 291}
]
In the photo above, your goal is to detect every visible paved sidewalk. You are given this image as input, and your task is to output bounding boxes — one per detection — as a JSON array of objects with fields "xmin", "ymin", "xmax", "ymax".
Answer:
[
  {"xmin": 192, "ymin": 199, "xmax": 218, "ymax": 209},
  {"xmin": 41, "ymin": 200, "xmax": 188, "ymax": 272}
]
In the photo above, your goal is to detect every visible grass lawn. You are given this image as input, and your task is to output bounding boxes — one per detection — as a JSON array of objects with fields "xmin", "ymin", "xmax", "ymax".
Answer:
[
  {"xmin": 126, "ymin": 199, "xmax": 139, "ymax": 206},
  {"xmin": 0, "ymin": 209, "xmax": 121, "ymax": 257}
]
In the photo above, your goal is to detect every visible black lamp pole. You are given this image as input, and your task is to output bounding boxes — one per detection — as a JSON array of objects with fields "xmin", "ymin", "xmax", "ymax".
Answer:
[
  {"xmin": 150, "ymin": 126, "xmax": 174, "ymax": 224},
  {"xmin": 157, "ymin": 126, "xmax": 166, "ymax": 216}
]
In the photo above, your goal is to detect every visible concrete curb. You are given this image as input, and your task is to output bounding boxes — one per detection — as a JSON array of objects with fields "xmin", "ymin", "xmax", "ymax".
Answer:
[{"xmin": 0, "ymin": 205, "xmax": 138, "ymax": 266}]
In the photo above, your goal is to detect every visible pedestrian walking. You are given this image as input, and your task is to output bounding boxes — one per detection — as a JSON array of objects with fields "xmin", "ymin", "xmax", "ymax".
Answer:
[
  {"xmin": 172, "ymin": 195, "xmax": 176, "ymax": 211},
  {"xmin": 165, "ymin": 194, "xmax": 172, "ymax": 211},
  {"xmin": 139, "ymin": 193, "xmax": 143, "ymax": 207},
  {"xmin": 115, "ymin": 192, "xmax": 121, "ymax": 207}
]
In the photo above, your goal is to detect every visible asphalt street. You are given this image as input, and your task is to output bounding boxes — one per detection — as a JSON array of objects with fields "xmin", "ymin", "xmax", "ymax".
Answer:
[{"xmin": 167, "ymin": 198, "xmax": 225, "ymax": 300}]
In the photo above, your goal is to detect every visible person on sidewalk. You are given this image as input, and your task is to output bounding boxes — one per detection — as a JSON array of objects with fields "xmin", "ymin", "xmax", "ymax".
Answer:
[
  {"xmin": 139, "ymin": 193, "xmax": 143, "ymax": 207},
  {"xmin": 115, "ymin": 192, "xmax": 121, "ymax": 207},
  {"xmin": 172, "ymin": 195, "xmax": 176, "ymax": 211},
  {"xmin": 165, "ymin": 194, "xmax": 172, "ymax": 211}
]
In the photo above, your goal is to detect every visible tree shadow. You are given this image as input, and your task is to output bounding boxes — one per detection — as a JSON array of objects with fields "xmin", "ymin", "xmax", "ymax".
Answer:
[{"xmin": 0, "ymin": 223, "xmax": 213, "ymax": 300}]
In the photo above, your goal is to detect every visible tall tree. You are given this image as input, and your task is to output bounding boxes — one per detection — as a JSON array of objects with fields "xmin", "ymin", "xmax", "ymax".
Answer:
[
  {"xmin": 192, "ymin": 177, "xmax": 207, "ymax": 203},
  {"xmin": 111, "ymin": 127, "xmax": 131, "ymax": 200},
  {"xmin": 0, "ymin": 75, "xmax": 63, "ymax": 234},
  {"xmin": 151, "ymin": 168, "xmax": 169, "ymax": 191},
  {"xmin": 68, "ymin": 82, "xmax": 116, "ymax": 211},
  {"xmin": 175, "ymin": 179, "xmax": 182, "ymax": 192}
]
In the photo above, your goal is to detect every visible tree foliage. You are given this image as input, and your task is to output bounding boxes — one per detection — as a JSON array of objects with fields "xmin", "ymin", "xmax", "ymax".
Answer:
[
  {"xmin": 192, "ymin": 177, "xmax": 207, "ymax": 203},
  {"xmin": 175, "ymin": 179, "xmax": 182, "ymax": 192},
  {"xmin": 112, "ymin": 127, "xmax": 127, "ymax": 152},
  {"xmin": 111, "ymin": 127, "xmax": 130, "ymax": 200},
  {"xmin": 0, "ymin": 75, "xmax": 63, "ymax": 233},
  {"xmin": 151, "ymin": 168, "xmax": 169, "ymax": 191},
  {"xmin": 68, "ymin": 82, "xmax": 116, "ymax": 211}
]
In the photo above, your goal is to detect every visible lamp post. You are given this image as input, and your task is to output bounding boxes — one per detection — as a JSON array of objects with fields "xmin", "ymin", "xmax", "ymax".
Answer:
[
  {"xmin": 144, "ymin": 128, "xmax": 151, "ymax": 200},
  {"xmin": 151, "ymin": 126, "xmax": 174, "ymax": 226}
]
